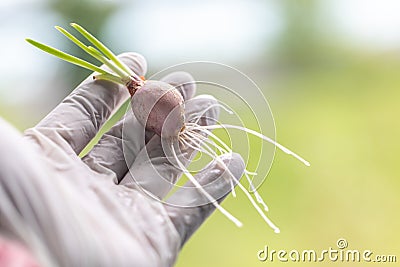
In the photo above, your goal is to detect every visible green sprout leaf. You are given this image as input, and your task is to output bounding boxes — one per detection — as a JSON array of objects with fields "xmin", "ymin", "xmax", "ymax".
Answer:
[
  {"xmin": 55, "ymin": 26, "xmax": 129, "ymax": 81},
  {"xmin": 70, "ymin": 23, "xmax": 135, "ymax": 78},
  {"xmin": 26, "ymin": 38, "xmax": 112, "ymax": 76}
]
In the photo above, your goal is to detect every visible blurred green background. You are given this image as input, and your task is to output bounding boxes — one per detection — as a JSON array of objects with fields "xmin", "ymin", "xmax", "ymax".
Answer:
[{"xmin": 1, "ymin": 0, "xmax": 399, "ymax": 266}]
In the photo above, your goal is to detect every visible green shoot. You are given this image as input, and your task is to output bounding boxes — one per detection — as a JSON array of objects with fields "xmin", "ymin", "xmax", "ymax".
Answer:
[
  {"xmin": 26, "ymin": 38, "xmax": 114, "ymax": 76},
  {"xmin": 93, "ymin": 73, "xmax": 125, "ymax": 84},
  {"xmin": 54, "ymin": 26, "xmax": 130, "ymax": 81},
  {"xmin": 26, "ymin": 23, "xmax": 145, "ymax": 87},
  {"xmin": 69, "ymin": 23, "xmax": 136, "ymax": 79}
]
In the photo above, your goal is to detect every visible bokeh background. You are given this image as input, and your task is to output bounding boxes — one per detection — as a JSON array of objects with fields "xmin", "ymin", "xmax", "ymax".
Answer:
[{"xmin": 1, "ymin": 0, "xmax": 399, "ymax": 266}]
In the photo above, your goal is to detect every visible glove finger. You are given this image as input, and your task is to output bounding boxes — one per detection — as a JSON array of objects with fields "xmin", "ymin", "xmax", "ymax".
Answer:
[
  {"xmin": 165, "ymin": 153, "xmax": 245, "ymax": 246},
  {"xmin": 82, "ymin": 72, "xmax": 202, "ymax": 183},
  {"xmin": 160, "ymin": 71, "xmax": 196, "ymax": 101},
  {"xmin": 24, "ymin": 52, "xmax": 147, "ymax": 156},
  {"xmin": 119, "ymin": 95, "xmax": 220, "ymax": 197},
  {"xmin": 81, "ymin": 110, "xmax": 144, "ymax": 183},
  {"xmin": 0, "ymin": 118, "xmax": 157, "ymax": 266}
]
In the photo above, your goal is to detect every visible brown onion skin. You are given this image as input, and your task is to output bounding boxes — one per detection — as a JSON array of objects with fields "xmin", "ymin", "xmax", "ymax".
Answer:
[{"xmin": 132, "ymin": 80, "xmax": 185, "ymax": 138}]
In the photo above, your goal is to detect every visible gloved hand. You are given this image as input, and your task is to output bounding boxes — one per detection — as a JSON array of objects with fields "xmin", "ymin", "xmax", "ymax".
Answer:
[{"xmin": 0, "ymin": 53, "xmax": 244, "ymax": 267}]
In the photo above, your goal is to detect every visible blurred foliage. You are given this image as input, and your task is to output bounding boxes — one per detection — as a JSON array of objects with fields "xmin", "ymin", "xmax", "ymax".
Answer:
[{"xmin": 272, "ymin": 0, "xmax": 332, "ymax": 67}]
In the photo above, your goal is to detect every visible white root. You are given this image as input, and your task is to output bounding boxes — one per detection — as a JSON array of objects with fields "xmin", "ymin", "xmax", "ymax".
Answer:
[
  {"xmin": 244, "ymin": 170, "xmax": 269, "ymax": 211},
  {"xmin": 175, "ymin": 105, "xmax": 309, "ymax": 233},
  {"xmin": 187, "ymin": 103, "xmax": 233, "ymax": 125},
  {"xmin": 190, "ymin": 128, "xmax": 269, "ymax": 211},
  {"xmin": 181, "ymin": 132, "xmax": 237, "ymax": 197},
  {"xmin": 180, "ymin": 128, "xmax": 280, "ymax": 232},
  {"xmin": 183, "ymin": 130, "xmax": 228, "ymax": 155},
  {"xmin": 185, "ymin": 123, "xmax": 232, "ymax": 153},
  {"xmin": 189, "ymin": 124, "xmax": 310, "ymax": 167},
  {"xmin": 229, "ymin": 178, "xmax": 237, "ymax": 198},
  {"xmin": 235, "ymin": 180, "xmax": 280, "ymax": 233},
  {"xmin": 170, "ymin": 142, "xmax": 243, "ymax": 227}
]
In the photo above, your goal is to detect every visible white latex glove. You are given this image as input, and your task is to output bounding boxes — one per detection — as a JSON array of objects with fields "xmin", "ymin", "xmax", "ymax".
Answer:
[{"xmin": 0, "ymin": 53, "xmax": 245, "ymax": 267}]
